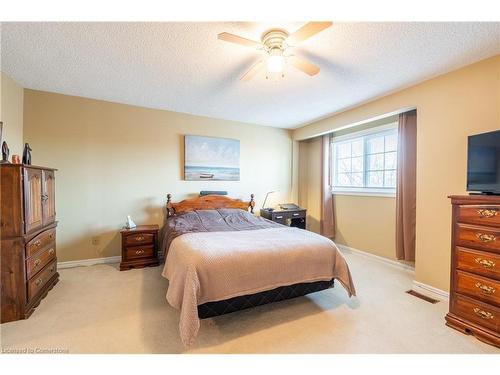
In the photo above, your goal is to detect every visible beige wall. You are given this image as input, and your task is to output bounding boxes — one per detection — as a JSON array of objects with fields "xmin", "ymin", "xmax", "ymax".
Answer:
[
  {"xmin": 0, "ymin": 72, "xmax": 24, "ymax": 157},
  {"xmin": 333, "ymin": 195, "xmax": 396, "ymax": 260},
  {"xmin": 294, "ymin": 55, "xmax": 500, "ymax": 291},
  {"xmin": 24, "ymin": 90, "xmax": 293, "ymax": 262},
  {"xmin": 298, "ymin": 138, "xmax": 397, "ymax": 260}
]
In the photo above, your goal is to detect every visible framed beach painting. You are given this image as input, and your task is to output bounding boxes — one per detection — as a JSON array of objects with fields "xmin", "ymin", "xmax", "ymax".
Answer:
[{"xmin": 184, "ymin": 135, "xmax": 240, "ymax": 181}]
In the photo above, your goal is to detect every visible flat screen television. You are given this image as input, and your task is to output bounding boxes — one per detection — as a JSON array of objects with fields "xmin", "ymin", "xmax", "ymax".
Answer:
[{"xmin": 467, "ymin": 130, "xmax": 500, "ymax": 195}]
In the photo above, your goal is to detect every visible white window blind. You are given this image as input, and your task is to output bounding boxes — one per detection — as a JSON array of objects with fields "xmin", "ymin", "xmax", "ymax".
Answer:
[{"xmin": 331, "ymin": 124, "xmax": 398, "ymax": 196}]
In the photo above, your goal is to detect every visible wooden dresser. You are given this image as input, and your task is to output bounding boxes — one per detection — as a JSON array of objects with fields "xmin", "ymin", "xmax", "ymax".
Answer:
[
  {"xmin": 1, "ymin": 164, "xmax": 59, "ymax": 323},
  {"xmin": 446, "ymin": 195, "xmax": 500, "ymax": 347}
]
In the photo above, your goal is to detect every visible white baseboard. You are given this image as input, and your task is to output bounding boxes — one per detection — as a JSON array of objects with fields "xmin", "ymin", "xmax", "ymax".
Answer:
[
  {"xmin": 338, "ymin": 244, "xmax": 415, "ymax": 272},
  {"xmin": 58, "ymin": 255, "xmax": 121, "ymax": 269},
  {"xmin": 338, "ymin": 244, "xmax": 449, "ymax": 301},
  {"xmin": 412, "ymin": 280, "xmax": 449, "ymax": 301}
]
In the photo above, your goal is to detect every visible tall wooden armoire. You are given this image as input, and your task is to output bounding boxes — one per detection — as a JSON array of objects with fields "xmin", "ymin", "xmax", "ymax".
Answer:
[{"xmin": 1, "ymin": 164, "xmax": 59, "ymax": 323}]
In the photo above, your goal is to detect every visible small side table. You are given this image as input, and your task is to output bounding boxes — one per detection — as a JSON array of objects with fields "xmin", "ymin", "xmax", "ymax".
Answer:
[
  {"xmin": 260, "ymin": 207, "xmax": 307, "ymax": 229},
  {"xmin": 120, "ymin": 225, "xmax": 160, "ymax": 271}
]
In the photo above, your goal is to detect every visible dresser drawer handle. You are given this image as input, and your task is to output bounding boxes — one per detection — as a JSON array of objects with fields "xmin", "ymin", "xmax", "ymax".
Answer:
[
  {"xmin": 276, "ymin": 216, "xmax": 283, "ymax": 219},
  {"xmin": 473, "ymin": 307, "xmax": 494, "ymax": 320},
  {"xmin": 50, "ymin": 265, "xmax": 55, "ymax": 272},
  {"xmin": 35, "ymin": 278, "xmax": 43, "ymax": 286},
  {"xmin": 474, "ymin": 258, "xmax": 495, "ymax": 269},
  {"xmin": 475, "ymin": 233, "xmax": 497, "ymax": 243},
  {"xmin": 292, "ymin": 213, "xmax": 300, "ymax": 216},
  {"xmin": 477, "ymin": 209, "xmax": 498, "ymax": 218},
  {"xmin": 34, "ymin": 259, "xmax": 41, "ymax": 267},
  {"xmin": 135, "ymin": 235, "xmax": 145, "ymax": 241},
  {"xmin": 49, "ymin": 233, "xmax": 54, "ymax": 239},
  {"xmin": 48, "ymin": 248, "xmax": 55, "ymax": 255},
  {"xmin": 135, "ymin": 250, "xmax": 145, "ymax": 255},
  {"xmin": 33, "ymin": 240, "xmax": 42, "ymax": 247},
  {"xmin": 475, "ymin": 282, "xmax": 496, "ymax": 294}
]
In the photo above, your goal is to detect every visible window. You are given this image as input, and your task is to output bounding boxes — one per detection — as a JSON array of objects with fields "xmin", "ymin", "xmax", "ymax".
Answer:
[{"xmin": 331, "ymin": 124, "xmax": 398, "ymax": 196}]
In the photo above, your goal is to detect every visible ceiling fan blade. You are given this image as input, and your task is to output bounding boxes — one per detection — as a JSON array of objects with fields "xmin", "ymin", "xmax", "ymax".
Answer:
[
  {"xmin": 240, "ymin": 60, "xmax": 265, "ymax": 81},
  {"xmin": 290, "ymin": 56, "xmax": 320, "ymax": 76},
  {"xmin": 218, "ymin": 32, "xmax": 262, "ymax": 48},
  {"xmin": 287, "ymin": 22, "xmax": 333, "ymax": 45}
]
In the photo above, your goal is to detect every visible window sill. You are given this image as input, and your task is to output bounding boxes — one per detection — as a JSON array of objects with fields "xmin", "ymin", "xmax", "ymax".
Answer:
[{"xmin": 332, "ymin": 190, "xmax": 396, "ymax": 198}]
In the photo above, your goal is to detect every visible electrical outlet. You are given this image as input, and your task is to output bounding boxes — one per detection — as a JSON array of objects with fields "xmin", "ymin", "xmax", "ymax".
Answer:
[{"xmin": 91, "ymin": 236, "xmax": 100, "ymax": 246}]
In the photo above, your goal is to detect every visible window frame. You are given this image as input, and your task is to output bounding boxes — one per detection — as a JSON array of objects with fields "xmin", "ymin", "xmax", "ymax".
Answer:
[{"xmin": 330, "ymin": 122, "xmax": 398, "ymax": 197}]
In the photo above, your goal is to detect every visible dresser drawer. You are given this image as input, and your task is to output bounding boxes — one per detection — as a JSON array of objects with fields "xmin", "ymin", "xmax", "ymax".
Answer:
[
  {"xmin": 124, "ymin": 233, "xmax": 155, "ymax": 246},
  {"xmin": 456, "ymin": 270, "xmax": 500, "ymax": 307},
  {"xmin": 456, "ymin": 224, "xmax": 500, "ymax": 253},
  {"xmin": 452, "ymin": 294, "xmax": 500, "ymax": 333},
  {"xmin": 458, "ymin": 205, "xmax": 500, "ymax": 228},
  {"xmin": 26, "ymin": 228, "xmax": 56, "ymax": 258},
  {"xmin": 125, "ymin": 244, "xmax": 154, "ymax": 260},
  {"xmin": 26, "ymin": 245, "xmax": 56, "ymax": 279},
  {"xmin": 456, "ymin": 247, "xmax": 500, "ymax": 280},
  {"xmin": 27, "ymin": 260, "xmax": 57, "ymax": 301}
]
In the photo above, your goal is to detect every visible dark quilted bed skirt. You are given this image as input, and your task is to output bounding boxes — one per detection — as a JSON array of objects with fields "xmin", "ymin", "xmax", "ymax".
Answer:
[{"xmin": 197, "ymin": 279, "xmax": 334, "ymax": 319}]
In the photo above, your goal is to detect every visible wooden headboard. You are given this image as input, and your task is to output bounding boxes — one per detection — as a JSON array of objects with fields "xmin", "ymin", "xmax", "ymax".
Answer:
[{"xmin": 166, "ymin": 194, "xmax": 255, "ymax": 217}]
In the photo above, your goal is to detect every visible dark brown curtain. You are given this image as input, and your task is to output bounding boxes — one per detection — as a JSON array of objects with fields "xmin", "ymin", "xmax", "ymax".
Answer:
[
  {"xmin": 321, "ymin": 134, "xmax": 335, "ymax": 238},
  {"xmin": 396, "ymin": 110, "xmax": 417, "ymax": 261}
]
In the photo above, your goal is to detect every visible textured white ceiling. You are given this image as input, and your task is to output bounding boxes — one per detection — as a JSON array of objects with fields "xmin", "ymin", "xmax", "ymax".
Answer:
[{"xmin": 1, "ymin": 22, "xmax": 499, "ymax": 128}]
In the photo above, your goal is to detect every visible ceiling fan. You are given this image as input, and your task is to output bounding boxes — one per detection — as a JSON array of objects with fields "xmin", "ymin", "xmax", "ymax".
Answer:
[{"xmin": 217, "ymin": 22, "xmax": 332, "ymax": 81}]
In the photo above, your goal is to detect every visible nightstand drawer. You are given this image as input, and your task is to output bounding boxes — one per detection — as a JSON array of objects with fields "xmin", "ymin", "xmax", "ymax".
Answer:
[
  {"xmin": 273, "ymin": 210, "xmax": 306, "ymax": 220},
  {"xmin": 288, "ymin": 210, "xmax": 306, "ymax": 219},
  {"xmin": 126, "ymin": 244, "xmax": 154, "ymax": 260},
  {"xmin": 124, "ymin": 233, "xmax": 155, "ymax": 246},
  {"xmin": 272, "ymin": 213, "xmax": 287, "ymax": 220}
]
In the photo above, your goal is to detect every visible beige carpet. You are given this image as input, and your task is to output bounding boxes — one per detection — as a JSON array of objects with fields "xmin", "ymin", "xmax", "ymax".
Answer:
[{"xmin": 1, "ymin": 249, "xmax": 498, "ymax": 354}]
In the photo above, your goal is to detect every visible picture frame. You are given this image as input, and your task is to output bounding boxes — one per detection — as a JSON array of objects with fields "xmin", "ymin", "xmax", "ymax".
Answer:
[{"xmin": 184, "ymin": 135, "xmax": 240, "ymax": 181}]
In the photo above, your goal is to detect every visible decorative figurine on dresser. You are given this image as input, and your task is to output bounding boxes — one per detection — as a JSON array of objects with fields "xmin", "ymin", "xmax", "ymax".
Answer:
[
  {"xmin": 1, "ymin": 164, "xmax": 58, "ymax": 323},
  {"xmin": 1, "ymin": 141, "xmax": 10, "ymax": 164},
  {"xmin": 22, "ymin": 142, "xmax": 33, "ymax": 165},
  {"xmin": 446, "ymin": 195, "xmax": 500, "ymax": 347}
]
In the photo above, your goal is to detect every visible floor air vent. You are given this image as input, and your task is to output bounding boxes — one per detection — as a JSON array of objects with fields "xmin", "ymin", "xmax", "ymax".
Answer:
[{"xmin": 406, "ymin": 290, "xmax": 439, "ymax": 304}]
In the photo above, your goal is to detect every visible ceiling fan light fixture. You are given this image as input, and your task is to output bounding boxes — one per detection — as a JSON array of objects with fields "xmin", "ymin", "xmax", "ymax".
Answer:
[
  {"xmin": 266, "ymin": 48, "xmax": 284, "ymax": 73},
  {"xmin": 218, "ymin": 22, "xmax": 331, "ymax": 81}
]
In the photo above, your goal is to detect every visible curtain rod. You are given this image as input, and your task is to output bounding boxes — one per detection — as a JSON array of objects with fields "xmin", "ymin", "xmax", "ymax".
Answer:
[{"xmin": 297, "ymin": 106, "xmax": 417, "ymax": 141}]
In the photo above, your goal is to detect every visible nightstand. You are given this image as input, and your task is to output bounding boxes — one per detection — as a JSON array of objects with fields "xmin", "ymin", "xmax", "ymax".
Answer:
[
  {"xmin": 120, "ymin": 225, "xmax": 160, "ymax": 271},
  {"xmin": 260, "ymin": 207, "xmax": 307, "ymax": 229}
]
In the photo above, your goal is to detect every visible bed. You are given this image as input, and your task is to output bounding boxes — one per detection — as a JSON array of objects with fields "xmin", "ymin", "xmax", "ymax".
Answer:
[{"xmin": 160, "ymin": 194, "xmax": 356, "ymax": 346}]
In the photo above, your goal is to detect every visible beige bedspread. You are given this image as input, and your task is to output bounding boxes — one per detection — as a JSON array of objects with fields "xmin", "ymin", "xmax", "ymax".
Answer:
[{"xmin": 162, "ymin": 226, "xmax": 356, "ymax": 347}]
